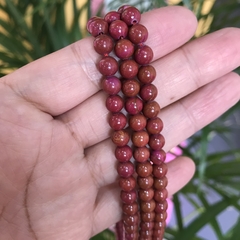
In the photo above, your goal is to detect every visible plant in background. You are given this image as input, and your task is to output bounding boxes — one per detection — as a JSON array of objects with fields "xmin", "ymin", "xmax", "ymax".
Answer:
[{"xmin": 0, "ymin": 0, "xmax": 240, "ymax": 239}]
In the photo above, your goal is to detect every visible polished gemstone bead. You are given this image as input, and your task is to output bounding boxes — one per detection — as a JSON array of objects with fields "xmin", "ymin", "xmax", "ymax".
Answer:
[
  {"xmin": 115, "ymin": 39, "xmax": 134, "ymax": 60},
  {"xmin": 153, "ymin": 163, "xmax": 168, "ymax": 179},
  {"xmin": 139, "ymin": 230, "xmax": 153, "ymax": 238},
  {"xmin": 112, "ymin": 130, "xmax": 130, "ymax": 146},
  {"xmin": 119, "ymin": 60, "xmax": 138, "ymax": 79},
  {"xmin": 98, "ymin": 56, "xmax": 118, "ymax": 76},
  {"xmin": 155, "ymin": 200, "xmax": 168, "ymax": 213},
  {"xmin": 139, "ymin": 188, "xmax": 154, "ymax": 201},
  {"xmin": 123, "ymin": 214, "xmax": 139, "ymax": 225},
  {"xmin": 136, "ymin": 162, "xmax": 153, "ymax": 177},
  {"xmin": 129, "ymin": 114, "xmax": 147, "ymax": 131},
  {"xmin": 133, "ymin": 147, "xmax": 150, "ymax": 162},
  {"xmin": 125, "ymin": 97, "xmax": 143, "ymax": 115},
  {"xmin": 134, "ymin": 45, "xmax": 153, "ymax": 65},
  {"xmin": 155, "ymin": 212, "xmax": 167, "ymax": 222},
  {"xmin": 125, "ymin": 232, "xmax": 138, "ymax": 240},
  {"xmin": 94, "ymin": 34, "xmax": 114, "ymax": 55},
  {"xmin": 141, "ymin": 199, "xmax": 156, "ymax": 213},
  {"xmin": 87, "ymin": 16, "xmax": 99, "ymax": 32},
  {"xmin": 153, "ymin": 176, "xmax": 168, "ymax": 190},
  {"xmin": 139, "ymin": 236, "xmax": 152, "ymax": 240},
  {"xmin": 109, "ymin": 20, "xmax": 128, "ymax": 39},
  {"xmin": 87, "ymin": 18, "xmax": 108, "ymax": 37},
  {"xmin": 146, "ymin": 117, "xmax": 163, "ymax": 134},
  {"xmin": 118, "ymin": 5, "xmax": 131, "ymax": 13},
  {"xmin": 153, "ymin": 229, "xmax": 164, "ymax": 238},
  {"xmin": 140, "ymin": 221, "xmax": 154, "ymax": 231},
  {"xmin": 124, "ymin": 224, "xmax": 138, "ymax": 234},
  {"xmin": 141, "ymin": 212, "xmax": 155, "ymax": 222},
  {"xmin": 121, "ymin": 7, "xmax": 141, "ymax": 26},
  {"xmin": 122, "ymin": 202, "xmax": 138, "ymax": 215},
  {"xmin": 154, "ymin": 221, "xmax": 165, "ymax": 230},
  {"xmin": 119, "ymin": 176, "xmax": 136, "ymax": 192},
  {"xmin": 143, "ymin": 101, "xmax": 160, "ymax": 118},
  {"xmin": 129, "ymin": 24, "xmax": 148, "ymax": 44},
  {"xmin": 104, "ymin": 11, "xmax": 121, "ymax": 23},
  {"xmin": 109, "ymin": 112, "xmax": 127, "ymax": 130},
  {"xmin": 138, "ymin": 65, "xmax": 156, "ymax": 84},
  {"xmin": 121, "ymin": 190, "xmax": 137, "ymax": 204},
  {"xmin": 115, "ymin": 145, "xmax": 133, "ymax": 162},
  {"xmin": 150, "ymin": 150, "xmax": 166, "ymax": 165},
  {"xmin": 149, "ymin": 134, "xmax": 165, "ymax": 150},
  {"xmin": 122, "ymin": 79, "xmax": 140, "ymax": 97},
  {"xmin": 137, "ymin": 176, "xmax": 154, "ymax": 190},
  {"xmin": 117, "ymin": 162, "xmax": 134, "ymax": 178},
  {"xmin": 154, "ymin": 189, "xmax": 168, "ymax": 202},
  {"xmin": 132, "ymin": 131, "xmax": 149, "ymax": 147},
  {"xmin": 106, "ymin": 95, "xmax": 124, "ymax": 112},
  {"xmin": 140, "ymin": 84, "xmax": 158, "ymax": 101},
  {"xmin": 102, "ymin": 76, "xmax": 121, "ymax": 95}
]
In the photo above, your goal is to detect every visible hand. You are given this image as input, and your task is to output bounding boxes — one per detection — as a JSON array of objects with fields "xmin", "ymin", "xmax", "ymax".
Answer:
[{"xmin": 0, "ymin": 6, "xmax": 240, "ymax": 240}]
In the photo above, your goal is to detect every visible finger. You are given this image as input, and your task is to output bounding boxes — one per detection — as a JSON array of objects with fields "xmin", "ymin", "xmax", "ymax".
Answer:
[
  {"xmin": 59, "ymin": 28, "xmax": 240, "ymax": 148},
  {"xmin": 85, "ymin": 72, "xmax": 240, "ymax": 189},
  {"xmin": 92, "ymin": 156, "xmax": 195, "ymax": 235},
  {"xmin": 2, "ymin": 6, "xmax": 197, "ymax": 116}
]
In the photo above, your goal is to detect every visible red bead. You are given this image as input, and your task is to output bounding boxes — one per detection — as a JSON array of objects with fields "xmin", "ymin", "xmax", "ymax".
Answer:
[
  {"xmin": 124, "ymin": 224, "xmax": 138, "ymax": 234},
  {"xmin": 155, "ymin": 200, "xmax": 168, "ymax": 213},
  {"xmin": 129, "ymin": 24, "xmax": 148, "ymax": 44},
  {"xmin": 150, "ymin": 150, "xmax": 166, "ymax": 165},
  {"xmin": 106, "ymin": 95, "xmax": 124, "ymax": 112},
  {"xmin": 143, "ymin": 101, "xmax": 160, "ymax": 118},
  {"xmin": 140, "ymin": 221, "xmax": 154, "ymax": 231},
  {"xmin": 104, "ymin": 11, "xmax": 121, "ymax": 24},
  {"xmin": 132, "ymin": 131, "xmax": 149, "ymax": 147},
  {"xmin": 102, "ymin": 76, "xmax": 121, "ymax": 95},
  {"xmin": 141, "ymin": 199, "xmax": 156, "ymax": 213},
  {"xmin": 123, "ymin": 214, "xmax": 139, "ymax": 225},
  {"xmin": 122, "ymin": 79, "xmax": 140, "ymax": 97},
  {"xmin": 137, "ymin": 176, "xmax": 154, "ymax": 190},
  {"xmin": 149, "ymin": 134, "xmax": 165, "ymax": 150},
  {"xmin": 119, "ymin": 176, "xmax": 136, "ymax": 192},
  {"xmin": 134, "ymin": 45, "xmax": 153, "ymax": 65},
  {"xmin": 154, "ymin": 176, "xmax": 168, "ymax": 190},
  {"xmin": 93, "ymin": 34, "xmax": 114, "ymax": 55},
  {"xmin": 122, "ymin": 202, "xmax": 138, "ymax": 215},
  {"xmin": 153, "ymin": 229, "xmax": 164, "ymax": 238},
  {"xmin": 98, "ymin": 56, "xmax": 118, "ymax": 76},
  {"xmin": 118, "ymin": 5, "xmax": 131, "ymax": 13},
  {"xmin": 146, "ymin": 117, "xmax": 163, "ymax": 134},
  {"xmin": 87, "ymin": 16, "xmax": 99, "ymax": 32},
  {"xmin": 136, "ymin": 162, "xmax": 153, "ymax": 177},
  {"xmin": 129, "ymin": 114, "xmax": 147, "ymax": 131},
  {"xmin": 141, "ymin": 212, "xmax": 155, "ymax": 222},
  {"xmin": 155, "ymin": 212, "xmax": 167, "ymax": 222},
  {"xmin": 121, "ymin": 7, "xmax": 141, "ymax": 26},
  {"xmin": 139, "ymin": 230, "xmax": 153, "ymax": 238},
  {"xmin": 138, "ymin": 65, "xmax": 156, "ymax": 84},
  {"xmin": 125, "ymin": 232, "xmax": 138, "ymax": 240},
  {"xmin": 117, "ymin": 162, "xmax": 134, "ymax": 178},
  {"xmin": 125, "ymin": 97, "xmax": 143, "ymax": 115},
  {"xmin": 87, "ymin": 18, "xmax": 108, "ymax": 37},
  {"xmin": 139, "ymin": 188, "xmax": 154, "ymax": 201},
  {"xmin": 109, "ymin": 112, "xmax": 127, "ymax": 130},
  {"xmin": 109, "ymin": 20, "xmax": 128, "ymax": 39},
  {"xmin": 133, "ymin": 147, "xmax": 150, "ymax": 162},
  {"xmin": 140, "ymin": 84, "xmax": 158, "ymax": 101},
  {"xmin": 112, "ymin": 130, "xmax": 130, "ymax": 146},
  {"xmin": 115, "ymin": 145, "xmax": 133, "ymax": 162},
  {"xmin": 121, "ymin": 190, "xmax": 137, "ymax": 204},
  {"xmin": 153, "ymin": 163, "xmax": 168, "ymax": 179},
  {"xmin": 119, "ymin": 60, "xmax": 139, "ymax": 79},
  {"xmin": 154, "ymin": 189, "xmax": 168, "ymax": 202},
  {"xmin": 115, "ymin": 39, "xmax": 134, "ymax": 60}
]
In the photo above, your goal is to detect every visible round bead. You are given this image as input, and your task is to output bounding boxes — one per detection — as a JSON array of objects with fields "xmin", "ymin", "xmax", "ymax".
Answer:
[
  {"xmin": 122, "ymin": 79, "xmax": 140, "ymax": 97},
  {"xmin": 115, "ymin": 39, "xmax": 134, "ymax": 60},
  {"xmin": 119, "ymin": 176, "xmax": 136, "ymax": 192},
  {"xmin": 118, "ymin": 5, "xmax": 131, "ymax": 13},
  {"xmin": 154, "ymin": 189, "xmax": 168, "ymax": 202},
  {"xmin": 132, "ymin": 131, "xmax": 149, "ymax": 147},
  {"xmin": 155, "ymin": 200, "xmax": 168, "ymax": 213},
  {"xmin": 117, "ymin": 162, "xmax": 134, "ymax": 178},
  {"xmin": 119, "ymin": 60, "xmax": 139, "ymax": 79},
  {"xmin": 125, "ymin": 224, "xmax": 138, "ymax": 234},
  {"xmin": 106, "ymin": 95, "xmax": 124, "ymax": 112},
  {"xmin": 153, "ymin": 163, "xmax": 168, "ymax": 179},
  {"xmin": 140, "ymin": 199, "xmax": 156, "ymax": 213},
  {"xmin": 154, "ymin": 176, "xmax": 168, "ymax": 190},
  {"xmin": 93, "ymin": 34, "xmax": 114, "ymax": 55},
  {"xmin": 129, "ymin": 114, "xmax": 147, "ymax": 131},
  {"xmin": 140, "ymin": 221, "xmax": 154, "ymax": 231},
  {"xmin": 146, "ymin": 117, "xmax": 163, "ymax": 134},
  {"xmin": 149, "ymin": 134, "xmax": 165, "ymax": 150},
  {"xmin": 87, "ymin": 18, "xmax": 108, "ymax": 37},
  {"xmin": 125, "ymin": 232, "xmax": 138, "ymax": 240},
  {"xmin": 143, "ymin": 101, "xmax": 160, "ymax": 118},
  {"xmin": 155, "ymin": 212, "xmax": 167, "ymax": 222},
  {"xmin": 153, "ymin": 229, "xmax": 164, "ymax": 238},
  {"xmin": 141, "ymin": 212, "xmax": 155, "ymax": 222},
  {"xmin": 104, "ymin": 11, "xmax": 121, "ymax": 23},
  {"xmin": 121, "ymin": 190, "xmax": 137, "ymax": 204},
  {"xmin": 101, "ymin": 76, "xmax": 121, "ymax": 95},
  {"xmin": 121, "ymin": 7, "xmax": 141, "ymax": 26},
  {"xmin": 87, "ymin": 16, "xmax": 99, "ymax": 32},
  {"xmin": 112, "ymin": 130, "xmax": 130, "ymax": 146},
  {"xmin": 123, "ymin": 214, "xmax": 139, "ymax": 225},
  {"xmin": 137, "ymin": 176, "xmax": 154, "ymax": 190},
  {"xmin": 150, "ymin": 150, "xmax": 166, "ymax": 165},
  {"xmin": 136, "ymin": 162, "xmax": 153, "ymax": 177},
  {"xmin": 133, "ymin": 147, "xmax": 150, "ymax": 162},
  {"xmin": 128, "ymin": 24, "xmax": 148, "ymax": 44},
  {"xmin": 109, "ymin": 112, "xmax": 127, "ymax": 130},
  {"xmin": 109, "ymin": 20, "xmax": 128, "ymax": 39},
  {"xmin": 115, "ymin": 145, "xmax": 133, "ymax": 162},
  {"xmin": 134, "ymin": 45, "xmax": 153, "ymax": 65},
  {"xmin": 98, "ymin": 56, "xmax": 118, "ymax": 76},
  {"xmin": 154, "ymin": 221, "xmax": 165, "ymax": 230},
  {"xmin": 125, "ymin": 97, "xmax": 143, "ymax": 115},
  {"xmin": 139, "ymin": 230, "xmax": 153, "ymax": 238},
  {"xmin": 140, "ymin": 84, "xmax": 158, "ymax": 101},
  {"xmin": 122, "ymin": 202, "xmax": 138, "ymax": 215},
  {"xmin": 138, "ymin": 65, "xmax": 156, "ymax": 84},
  {"xmin": 139, "ymin": 188, "xmax": 154, "ymax": 202}
]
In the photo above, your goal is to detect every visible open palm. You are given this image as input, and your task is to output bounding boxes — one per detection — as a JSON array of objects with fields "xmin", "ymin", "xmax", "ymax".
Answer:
[{"xmin": 0, "ymin": 6, "xmax": 240, "ymax": 240}]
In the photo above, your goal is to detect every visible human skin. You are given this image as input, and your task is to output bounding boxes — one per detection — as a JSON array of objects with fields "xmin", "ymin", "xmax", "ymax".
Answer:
[{"xmin": 0, "ymin": 6, "xmax": 240, "ymax": 240}]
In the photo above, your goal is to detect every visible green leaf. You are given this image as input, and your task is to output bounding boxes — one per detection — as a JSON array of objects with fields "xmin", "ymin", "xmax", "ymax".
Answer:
[
  {"xmin": 91, "ymin": 229, "xmax": 115, "ymax": 240},
  {"xmin": 173, "ymin": 193, "xmax": 183, "ymax": 231}
]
